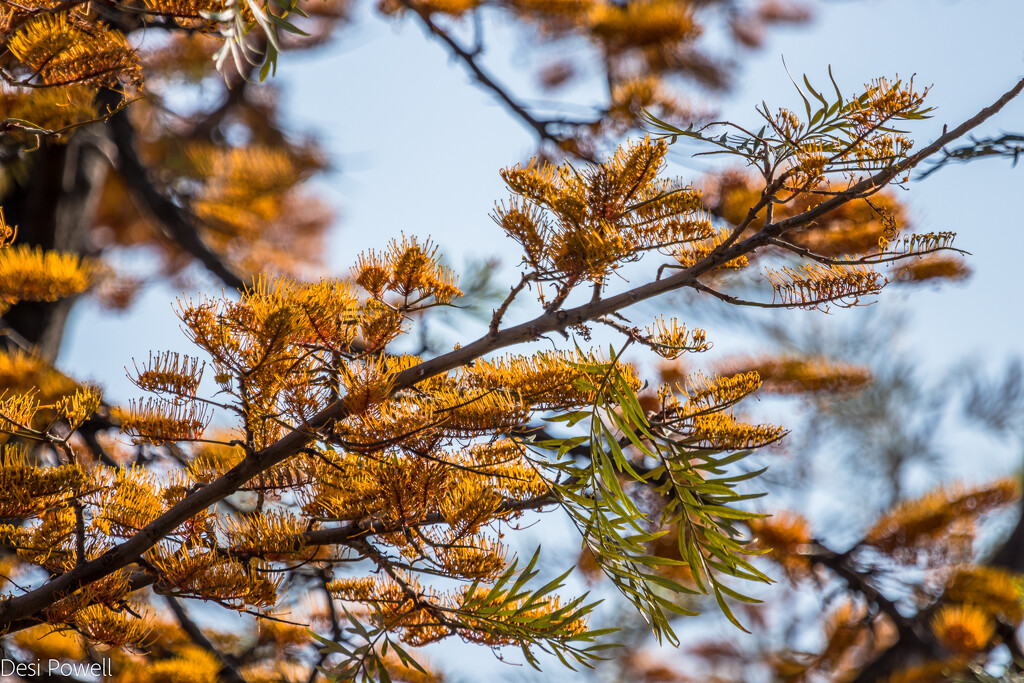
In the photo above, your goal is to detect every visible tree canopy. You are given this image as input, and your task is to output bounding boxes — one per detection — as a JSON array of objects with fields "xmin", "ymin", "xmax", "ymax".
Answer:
[{"xmin": 1, "ymin": 1, "xmax": 1024, "ymax": 681}]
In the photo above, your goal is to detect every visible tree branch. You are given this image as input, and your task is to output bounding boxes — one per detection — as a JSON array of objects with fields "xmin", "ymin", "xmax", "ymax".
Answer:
[
  {"xmin": 165, "ymin": 595, "xmax": 248, "ymax": 683},
  {"xmin": 396, "ymin": 1, "xmax": 595, "ymax": 158},
  {"xmin": 98, "ymin": 89, "xmax": 247, "ymax": 291}
]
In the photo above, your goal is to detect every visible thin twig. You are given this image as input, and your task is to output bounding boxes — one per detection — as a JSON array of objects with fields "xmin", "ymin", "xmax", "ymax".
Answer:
[
  {"xmin": 489, "ymin": 272, "xmax": 534, "ymax": 336},
  {"xmin": 396, "ymin": 0, "xmax": 595, "ymax": 158}
]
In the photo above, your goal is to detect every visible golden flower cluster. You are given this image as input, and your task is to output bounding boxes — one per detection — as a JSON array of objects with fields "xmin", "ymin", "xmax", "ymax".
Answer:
[
  {"xmin": 142, "ymin": 0, "xmax": 230, "ymax": 21},
  {"xmin": 189, "ymin": 145, "xmax": 320, "ymax": 232},
  {"xmin": 818, "ymin": 601, "xmax": 872, "ymax": 673},
  {"xmin": 748, "ymin": 511, "xmax": 813, "ymax": 581},
  {"xmin": 92, "ymin": 466, "xmax": 167, "ymax": 536},
  {"xmin": 930, "ymin": 604, "xmax": 994, "ymax": 655},
  {"xmin": 943, "ymin": 566, "xmax": 1023, "ymax": 623},
  {"xmin": 42, "ymin": 569, "xmax": 135, "ymax": 623},
  {"xmin": 118, "ymin": 398, "xmax": 210, "ymax": 445},
  {"xmin": 0, "ymin": 389, "xmax": 40, "ymax": 435},
  {"xmin": 134, "ymin": 645, "xmax": 222, "ymax": 683},
  {"xmin": 463, "ymin": 349, "xmax": 637, "ymax": 408},
  {"xmin": 174, "ymin": 143, "xmax": 331, "ymax": 277},
  {"xmin": 672, "ymin": 226, "xmax": 748, "ymax": 270},
  {"xmin": 765, "ymin": 262, "xmax": 884, "ymax": 308},
  {"xmin": 0, "ymin": 446, "xmax": 85, "ymax": 517},
  {"xmin": 891, "ymin": 231, "xmax": 957, "ymax": 255},
  {"xmin": 304, "ymin": 443, "xmax": 546, "ymax": 534},
  {"xmin": 687, "ymin": 412, "xmax": 784, "ymax": 450},
  {"xmin": 792, "ymin": 141, "xmax": 830, "ymax": 185},
  {"xmin": 330, "ymin": 568, "xmax": 588, "ymax": 650},
  {"xmin": 0, "ymin": 243, "xmax": 93, "ymax": 308},
  {"xmin": 644, "ymin": 316, "xmax": 711, "ymax": 358},
  {"xmin": 849, "ymin": 77, "xmax": 929, "ymax": 131},
  {"xmin": 496, "ymin": 138, "xmax": 709, "ymax": 282},
  {"xmin": 760, "ymin": 76, "xmax": 930, "ymax": 179},
  {"xmin": 13, "ymin": 624, "xmax": 87, "ymax": 661},
  {"xmin": 329, "ymin": 573, "xmax": 453, "ymax": 645},
  {"xmin": 354, "ymin": 236, "xmax": 462, "ymax": 305},
  {"xmin": 898, "ymin": 255, "xmax": 971, "ymax": 284},
  {"xmin": 606, "ymin": 76, "xmax": 692, "ymax": 135},
  {"xmin": 865, "ymin": 479, "xmax": 1021, "ymax": 559},
  {"xmin": 72, "ymin": 604, "xmax": 155, "ymax": 649},
  {"xmin": 53, "ymin": 386, "xmax": 102, "ymax": 429},
  {"xmin": 219, "ymin": 510, "xmax": 309, "ymax": 558},
  {"xmin": 674, "ymin": 370, "xmax": 763, "ymax": 413},
  {"xmin": 0, "ymin": 351, "xmax": 79, "ymax": 406},
  {"xmin": 129, "ymin": 351, "xmax": 205, "ymax": 397},
  {"xmin": 148, "ymin": 547, "xmax": 282, "ymax": 610},
  {"xmin": 717, "ymin": 355, "xmax": 872, "ymax": 395},
  {"xmin": 587, "ymin": 0, "xmax": 698, "ymax": 51},
  {"xmin": 704, "ymin": 171, "xmax": 909, "ymax": 259},
  {"xmin": 650, "ymin": 369, "xmax": 783, "ymax": 452},
  {"xmin": 7, "ymin": 13, "xmax": 142, "ymax": 87},
  {"xmin": 0, "ymin": 505, "xmax": 77, "ymax": 572},
  {"xmin": 0, "ymin": 83, "xmax": 96, "ymax": 138}
]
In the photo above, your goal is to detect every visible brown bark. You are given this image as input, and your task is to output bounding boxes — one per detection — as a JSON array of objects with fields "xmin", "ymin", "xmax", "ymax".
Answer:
[{"xmin": 1, "ymin": 127, "xmax": 111, "ymax": 360}]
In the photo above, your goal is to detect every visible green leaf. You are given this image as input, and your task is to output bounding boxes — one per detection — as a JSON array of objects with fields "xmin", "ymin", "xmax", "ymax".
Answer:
[
  {"xmin": 267, "ymin": 11, "xmax": 311, "ymax": 35},
  {"xmin": 714, "ymin": 586, "xmax": 750, "ymax": 633},
  {"xmin": 716, "ymin": 582, "xmax": 763, "ymax": 604}
]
